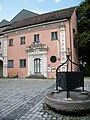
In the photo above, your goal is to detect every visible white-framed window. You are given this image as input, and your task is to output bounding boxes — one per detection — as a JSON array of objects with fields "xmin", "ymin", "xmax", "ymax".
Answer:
[
  {"xmin": 51, "ymin": 31, "xmax": 58, "ymax": 40},
  {"xmin": 9, "ymin": 39, "xmax": 13, "ymax": 46},
  {"xmin": 20, "ymin": 59, "xmax": 26, "ymax": 68},
  {"xmin": 34, "ymin": 34, "xmax": 39, "ymax": 43},
  {"xmin": 20, "ymin": 36, "xmax": 25, "ymax": 44},
  {"xmin": 8, "ymin": 60, "xmax": 14, "ymax": 68}
]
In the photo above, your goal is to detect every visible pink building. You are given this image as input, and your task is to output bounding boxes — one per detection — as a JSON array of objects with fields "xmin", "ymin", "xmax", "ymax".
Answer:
[{"xmin": 2, "ymin": 7, "xmax": 78, "ymax": 78}]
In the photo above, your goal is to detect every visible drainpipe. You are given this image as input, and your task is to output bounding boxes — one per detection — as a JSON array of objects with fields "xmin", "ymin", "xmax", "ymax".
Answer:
[{"xmin": 69, "ymin": 19, "xmax": 72, "ymax": 71}]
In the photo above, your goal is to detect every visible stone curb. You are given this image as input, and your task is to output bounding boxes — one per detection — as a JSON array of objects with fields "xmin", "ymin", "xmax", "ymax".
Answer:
[{"xmin": 45, "ymin": 90, "xmax": 90, "ymax": 115}]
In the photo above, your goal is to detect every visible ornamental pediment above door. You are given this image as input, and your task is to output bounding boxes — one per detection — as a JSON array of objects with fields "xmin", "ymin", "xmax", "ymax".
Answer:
[{"xmin": 25, "ymin": 42, "xmax": 48, "ymax": 53}]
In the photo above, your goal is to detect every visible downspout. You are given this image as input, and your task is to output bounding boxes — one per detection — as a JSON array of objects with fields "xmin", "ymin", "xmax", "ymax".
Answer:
[{"xmin": 69, "ymin": 19, "xmax": 72, "ymax": 71}]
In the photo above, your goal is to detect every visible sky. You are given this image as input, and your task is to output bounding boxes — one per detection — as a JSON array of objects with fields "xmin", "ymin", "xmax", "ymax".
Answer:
[{"xmin": 0, "ymin": 0, "xmax": 83, "ymax": 22}]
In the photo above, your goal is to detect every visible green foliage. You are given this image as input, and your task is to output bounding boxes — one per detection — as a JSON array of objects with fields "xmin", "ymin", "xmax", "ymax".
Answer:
[
  {"xmin": 77, "ymin": 32, "xmax": 90, "ymax": 48},
  {"xmin": 76, "ymin": 0, "xmax": 90, "ymax": 75},
  {"xmin": 76, "ymin": 0, "xmax": 90, "ymax": 69},
  {"xmin": 84, "ymin": 65, "xmax": 90, "ymax": 76}
]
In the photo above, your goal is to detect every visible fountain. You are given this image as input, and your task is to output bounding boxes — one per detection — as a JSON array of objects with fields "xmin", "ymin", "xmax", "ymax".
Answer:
[{"xmin": 45, "ymin": 51, "xmax": 90, "ymax": 115}]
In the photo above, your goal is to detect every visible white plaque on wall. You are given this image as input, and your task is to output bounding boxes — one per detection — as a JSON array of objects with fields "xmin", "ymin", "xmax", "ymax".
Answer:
[{"xmin": 48, "ymin": 67, "xmax": 51, "ymax": 72}]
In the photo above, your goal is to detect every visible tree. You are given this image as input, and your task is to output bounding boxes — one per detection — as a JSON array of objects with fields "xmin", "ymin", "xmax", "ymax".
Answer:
[{"xmin": 76, "ymin": 0, "xmax": 90, "ymax": 67}]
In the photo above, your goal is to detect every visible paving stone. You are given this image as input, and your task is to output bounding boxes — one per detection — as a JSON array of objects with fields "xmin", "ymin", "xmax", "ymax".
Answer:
[{"xmin": 0, "ymin": 78, "xmax": 90, "ymax": 120}]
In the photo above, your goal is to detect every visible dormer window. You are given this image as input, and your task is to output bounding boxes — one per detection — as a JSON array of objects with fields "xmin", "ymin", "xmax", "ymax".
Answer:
[{"xmin": 34, "ymin": 34, "xmax": 39, "ymax": 43}]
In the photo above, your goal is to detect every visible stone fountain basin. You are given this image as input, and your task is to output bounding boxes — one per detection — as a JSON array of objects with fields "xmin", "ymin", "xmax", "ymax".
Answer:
[{"xmin": 45, "ymin": 90, "xmax": 90, "ymax": 115}]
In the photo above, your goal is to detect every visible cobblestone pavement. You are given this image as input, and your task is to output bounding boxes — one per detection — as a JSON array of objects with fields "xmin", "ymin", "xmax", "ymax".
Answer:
[{"xmin": 0, "ymin": 77, "xmax": 90, "ymax": 120}]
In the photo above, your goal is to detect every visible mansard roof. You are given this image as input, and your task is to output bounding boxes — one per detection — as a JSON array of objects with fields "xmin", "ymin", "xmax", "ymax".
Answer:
[{"xmin": 3, "ymin": 7, "xmax": 76, "ymax": 32}]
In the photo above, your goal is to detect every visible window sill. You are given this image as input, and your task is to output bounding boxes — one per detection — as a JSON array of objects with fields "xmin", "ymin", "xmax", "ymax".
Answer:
[
  {"xmin": 51, "ymin": 39, "xmax": 58, "ymax": 41},
  {"xmin": 20, "ymin": 67, "xmax": 26, "ymax": 68},
  {"xmin": 20, "ymin": 43, "xmax": 26, "ymax": 45},
  {"xmin": 8, "ymin": 67, "xmax": 14, "ymax": 68},
  {"xmin": 8, "ymin": 45, "xmax": 13, "ymax": 46}
]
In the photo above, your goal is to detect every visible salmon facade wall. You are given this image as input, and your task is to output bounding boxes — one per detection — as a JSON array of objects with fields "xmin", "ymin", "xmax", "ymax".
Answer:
[
  {"xmin": 7, "ymin": 9, "xmax": 78, "ymax": 78},
  {"xmin": 70, "ymin": 9, "xmax": 78, "ymax": 71},
  {"xmin": 7, "ymin": 34, "xmax": 28, "ymax": 77},
  {"xmin": 7, "ymin": 27, "xmax": 60, "ymax": 77}
]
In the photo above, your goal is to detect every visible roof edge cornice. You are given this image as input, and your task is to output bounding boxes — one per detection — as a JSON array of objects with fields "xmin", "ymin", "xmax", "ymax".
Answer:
[{"xmin": 3, "ymin": 19, "xmax": 67, "ymax": 34}]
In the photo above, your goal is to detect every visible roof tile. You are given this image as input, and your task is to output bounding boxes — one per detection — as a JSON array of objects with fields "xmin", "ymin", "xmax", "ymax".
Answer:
[{"xmin": 3, "ymin": 7, "xmax": 76, "ymax": 32}]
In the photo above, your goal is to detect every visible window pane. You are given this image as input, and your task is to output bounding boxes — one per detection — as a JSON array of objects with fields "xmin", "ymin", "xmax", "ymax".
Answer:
[
  {"xmin": 55, "ymin": 32, "xmax": 58, "ymax": 39},
  {"xmin": 34, "ymin": 58, "xmax": 41, "ymax": 73},
  {"xmin": 50, "ymin": 56, "xmax": 57, "ymax": 63},
  {"xmin": 20, "ymin": 37, "xmax": 25, "ymax": 44},
  {"xmin": 34, "ymin": 34, "xmax": 39, "ymax": 43},
  {"xmin": 8, "ymin": 60, "xmax": 14, "ymax": 68},
  {"xmin": 51, "ymin": 32, "xmax": 58, "ymax": 40},
  {"xmin": 20, "ymin": 59, "xmax": 26, "ymax": 68},
  {"xmin": 9, "ymin": 39, "xmax": 13, "ymax": 46}
]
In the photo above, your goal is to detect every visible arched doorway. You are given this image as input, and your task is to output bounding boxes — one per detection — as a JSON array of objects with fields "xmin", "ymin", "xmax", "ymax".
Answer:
[{"xmin": 0, "ymin": 60, "xmax": 3, "ymax": 77}]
